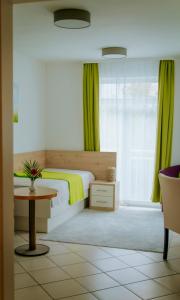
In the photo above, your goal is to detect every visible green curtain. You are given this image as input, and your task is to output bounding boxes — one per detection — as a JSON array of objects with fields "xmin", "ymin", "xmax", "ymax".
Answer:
[
  {"xmin": 83, "ymin": 63, "xmax": 100, "ymax": 151},
  {"xmin": 151, "ymin": 60, "xmax": 175, "ymax": 202}
]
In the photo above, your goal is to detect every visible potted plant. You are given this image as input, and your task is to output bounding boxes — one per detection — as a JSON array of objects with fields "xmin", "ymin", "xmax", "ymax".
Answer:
[{"xmin": 23, "ymin": 160, "xmax": 43, "ymax": 192}]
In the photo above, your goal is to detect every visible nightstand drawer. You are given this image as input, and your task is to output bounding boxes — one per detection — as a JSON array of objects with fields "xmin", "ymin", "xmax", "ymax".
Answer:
[
  {"xmin": 91, "ymin": 185, "xmax": 114, "ymax": 196},
  {"xmin": 91, "ymin": 195, "xmax": 113, "ymax": 208}
]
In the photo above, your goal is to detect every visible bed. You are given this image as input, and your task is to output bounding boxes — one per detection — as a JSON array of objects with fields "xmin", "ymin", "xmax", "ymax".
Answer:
[{"xmin": 14, "ymin": 150, "xmax": 116, "ymax": 233}]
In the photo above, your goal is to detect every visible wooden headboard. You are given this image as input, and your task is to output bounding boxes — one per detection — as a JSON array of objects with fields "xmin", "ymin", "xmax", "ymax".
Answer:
[
  {"xmin": 45, "ymin": 150, "xmax": 116, "ymax": 181},
  {"xmin": 14, "ymin": 150, "xmax": 116, "ymax": 181},
  {"xmin": 14, "ymin": 151, "xmax": 46, "ymax": 171}
]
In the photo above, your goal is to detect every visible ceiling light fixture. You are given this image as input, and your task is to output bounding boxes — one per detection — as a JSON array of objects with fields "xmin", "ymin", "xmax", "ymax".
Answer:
[
  {"xmin": 102, "ymin": 47, "xmax": 127, "ymax": 58},
  {"xmin": 54, "ymin": 8, "xmax": 91, "ymax": 29}
]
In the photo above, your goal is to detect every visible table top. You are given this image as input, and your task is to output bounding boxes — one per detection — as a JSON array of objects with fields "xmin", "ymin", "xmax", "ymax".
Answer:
[{"xmin": 14, "ymin": 186, "xmax": 58, "ymax": 201}]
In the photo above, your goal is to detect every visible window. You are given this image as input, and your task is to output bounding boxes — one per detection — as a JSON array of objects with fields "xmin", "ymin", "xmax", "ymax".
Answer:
[{"xmin": 100, "ymin": 60, "xmax": 158, "ymax": 205}]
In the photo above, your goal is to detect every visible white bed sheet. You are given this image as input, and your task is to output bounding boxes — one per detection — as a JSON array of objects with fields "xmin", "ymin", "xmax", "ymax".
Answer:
[{"xmin": 14, "ymin": 168, "xmax": 95, "ymax": 207}]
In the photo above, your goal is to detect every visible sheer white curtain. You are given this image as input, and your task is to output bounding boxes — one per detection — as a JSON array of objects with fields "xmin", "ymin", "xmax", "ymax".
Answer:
[{"xmin": 100, "ymin": 60, "xmax": 159, "ymax": 205}]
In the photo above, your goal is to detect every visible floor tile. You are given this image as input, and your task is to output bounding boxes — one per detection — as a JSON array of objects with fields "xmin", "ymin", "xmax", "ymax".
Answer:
[
  {"xmin": 43, "ymin": 278, "xmax": 87, "ymax": 299},
  {"xmin": 14, "ymin": 254, "xmax": 37, "ymax": 262},
  {"xmin": 93, "ymin": 285, "xmax": 141, "ymax": 300},
  {"xmin": 15, "ymin": 286, "xmax": 51, "ymax": 300},
  {"xmin": 119, "ymin": 253, "xmax": 154, "ymax": 267},
  {"xmin": 14, "ymin": 262, "xmax": 25, "ymax": 274},
  {"xmin": 38, "ymin": 240, "xmax": 65, "ymax": 247},
  {"xmin": 49, "ymin": 253, "xmax": 85, "ymax": 267},
  {"xmin": 15, "ymin": 273, "xmax": 37, "ymax": 290},
  {"xmin": 19, "ymin": 257, "xmax": 56, "ymax": 271},
  {"xmin": 14, "ymin": 235, "xmax": 26, "ymax": 247},
  {"xmin": 77, "ymin": 273, "xmax": 119, "ymax": 292},
  {"xmin": 29, "ymin": 267, "xmax": 70, "ymax": 284},
  {"xmin": 153, "ymin": 294, "xmax": 180, "ymax": 300},
  {"xmin": 92, "ymin": 257, "xmax": 128, "ymax": 272},
  {"xmin": 168, "ymin": 247, "xmax": 180, "ymax": 259},
  {"xmin": 136, "ymin": 261, "xmax": 176, "ymax": 278},
  {"xmin": 168, "ymin": 259, "xmax": 180, "ymax": 272},
  {"xmin": 107, "ymin": 267, "xmax": 148, "ymax": 284},
  {"xmin": 140, "ymin": 251, "xmax": 164, "ymax": 262},
  {"xmin": 65, "ymin": 243, "xmax": 99, "ymax": 252},
  {"xmin": 62, "ymin": 262, "xmax": 101, "ymax": 278},
  {"xmin": 60, "ymin": 293, "xmax": 98, "ymax": 300},
  {"xmin": 171, "ymin": 237, "xmax": 180, "ymax": 247},
  {"xmin": 17, "ymin": 232, "xmax": 29, "ymax": 242},
  {"xmin": 155, "ymin": 274, "xmax": 180, "ymax": 293},
  {"xmin": 126, "ymin": 279, "xmax": 172, "ymax": 299},
  {"xmin": 46, "ymin": 243, "xmax": 70, "ymax": 256},
  {"xmin": 77, "ymin": 248, "xmax": 112, "ymax": 261},
  {"xmin": 101, "ymin": 247, "xmax": 136, "ymax": 257}
]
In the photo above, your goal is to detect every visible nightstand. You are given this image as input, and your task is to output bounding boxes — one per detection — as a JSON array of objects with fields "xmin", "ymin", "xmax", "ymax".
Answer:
[{"xmin": 90, "ymin": 181, "xmax": 119, "ymax": 211}]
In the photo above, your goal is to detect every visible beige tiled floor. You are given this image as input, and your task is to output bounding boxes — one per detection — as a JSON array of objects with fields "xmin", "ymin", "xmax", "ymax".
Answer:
[
  {"xmin": 29, "ymin": 267, "xmax": 70, "ymax": 284},
  {"xmin": 62, "ymin": 262, "xmax": 101, "ymax": 278},
  {"xmin": 94, "ymin": 286, "xmax": 141, "ymax": 300},
  {"xmin": 126, "ymin": 279, "xmax": 172, "ymax": 299},
  {"xmin": 76, "ymin": 273, "xmax": 119, "ymax": 292},
  {"xmin": 43, "ymin": 278, "xmax": 88, "ymax": 299},
  {"xmin": 15, "ymin": 273, "xmax": 37, "ymax": 290},
  {"xmin": 50, "ymin": 252, "xmax": 85, "ymax": 267},
  {"xmin": 14, "ymin": 232, "xmax": 180, "ymax": 300}
]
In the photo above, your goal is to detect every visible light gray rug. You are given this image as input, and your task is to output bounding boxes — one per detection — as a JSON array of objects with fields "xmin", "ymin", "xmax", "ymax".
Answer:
[{"xmin": 42, "ymin": 207, "xmax": 165, "ymax": 252}]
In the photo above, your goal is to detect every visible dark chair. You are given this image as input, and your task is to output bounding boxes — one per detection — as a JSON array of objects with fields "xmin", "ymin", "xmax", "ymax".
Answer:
[{"xmin": 159, "ymin": 165, "xmax": 180, "ymax": 260}]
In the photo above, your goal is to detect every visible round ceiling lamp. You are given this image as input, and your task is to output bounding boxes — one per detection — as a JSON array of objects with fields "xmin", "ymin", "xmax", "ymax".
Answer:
[
  {"xmin": 102, "ymin": 47, "xmax": 127, "ymax": 58},
  {"xmin": 54, "ymin": 8, "xmax": 91, "ymax": 29}
]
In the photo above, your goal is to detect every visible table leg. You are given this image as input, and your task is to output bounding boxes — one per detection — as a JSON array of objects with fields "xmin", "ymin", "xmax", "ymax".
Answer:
[
  {"xmin": 29, "ymin": 200, "xmax": 36, "ymax": 250},
  {"xmin": 15, "ymin": 198, "xmax": 49, "ymax": 257}
]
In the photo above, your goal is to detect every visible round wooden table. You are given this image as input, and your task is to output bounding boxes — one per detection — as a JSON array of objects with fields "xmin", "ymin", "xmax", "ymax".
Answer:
[{"xmin": 14, "ymin": 186, "xmax": 57, "ymax": 257}]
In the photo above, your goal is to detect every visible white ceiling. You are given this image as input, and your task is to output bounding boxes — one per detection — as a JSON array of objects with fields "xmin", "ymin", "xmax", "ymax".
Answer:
[{"xmin": 13, "ymin": 0, "xmax": 180, "ymax": 62}]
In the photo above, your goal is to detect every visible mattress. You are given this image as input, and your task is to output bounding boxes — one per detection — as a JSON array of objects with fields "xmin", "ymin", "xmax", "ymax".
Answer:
[{"xmin": 14, "ymin": 168, "xmax": 95, "ymax": 207}]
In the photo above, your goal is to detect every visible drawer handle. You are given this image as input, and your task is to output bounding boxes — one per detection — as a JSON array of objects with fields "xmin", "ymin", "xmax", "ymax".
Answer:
[
  {"xmin": 95, "ymin": 200, "xmax": 108, "ymax": 203},
  {"xmin": 95, "ymin": 189, "xmax": 107, "ymax": 192}
]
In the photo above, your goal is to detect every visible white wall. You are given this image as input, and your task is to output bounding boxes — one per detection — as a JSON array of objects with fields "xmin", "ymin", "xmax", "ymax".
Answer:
[
  {"xmin": 13, "ymin": 52, "xmax": 46, "ymax": 153},
  {"xmin": 45, "ymin": 62, "xmax": 83, "ymax": 150},
  {"xmin": 13, "ymin": 56, "xmax": 180, "ymax": 163},
  {"xmin": 172, "ymin": 58, "xmax": 180, "ymax": 164}
]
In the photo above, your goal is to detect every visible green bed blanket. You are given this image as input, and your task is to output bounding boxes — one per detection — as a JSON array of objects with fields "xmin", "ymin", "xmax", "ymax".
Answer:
[{"xmin": 14, "ymin": 170, "xmax": 85, "ymax": 205}]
